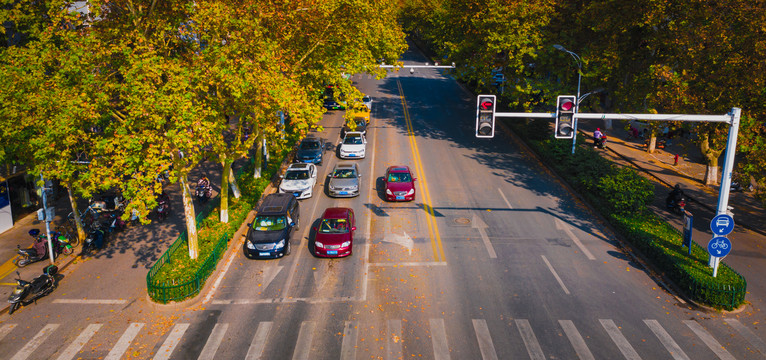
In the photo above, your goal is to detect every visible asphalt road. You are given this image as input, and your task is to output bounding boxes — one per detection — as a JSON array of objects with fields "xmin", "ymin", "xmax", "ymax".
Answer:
[{"xmin": 1, "ymin": 47, "xmax": 765, "ymax": 359}]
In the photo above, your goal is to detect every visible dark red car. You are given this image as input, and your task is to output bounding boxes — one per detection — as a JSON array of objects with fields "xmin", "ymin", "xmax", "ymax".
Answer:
[
  {"xmin": 384, "ymin": 166, "xmax": 416, "ymax": 201},
  {"xmin": 313, "ymin": 207, "xmax": 356, "ymax": 257}
]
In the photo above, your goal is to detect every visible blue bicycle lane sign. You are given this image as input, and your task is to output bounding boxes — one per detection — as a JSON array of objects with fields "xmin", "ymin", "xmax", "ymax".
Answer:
[{"xmin": 708, "ymin": 236, "xmax": 732, "ymax": 257}]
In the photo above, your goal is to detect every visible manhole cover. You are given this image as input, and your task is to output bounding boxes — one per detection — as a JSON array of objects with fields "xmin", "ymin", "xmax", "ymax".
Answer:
[{"xmin": 454, "ymin": 217, "xmax": 471, "ymax": 225}]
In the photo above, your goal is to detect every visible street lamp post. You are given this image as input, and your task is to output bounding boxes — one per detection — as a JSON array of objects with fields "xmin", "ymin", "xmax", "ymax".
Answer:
[{"xmin": 553, "ymin": 45, "xmax": 582, "ymax": 154}]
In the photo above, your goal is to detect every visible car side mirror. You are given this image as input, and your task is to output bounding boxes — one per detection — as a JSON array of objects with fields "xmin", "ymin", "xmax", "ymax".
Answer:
[
  {"xmin": 413, "ymin": 178, "xmax": 418, "ymax": 181},
  {"xmin": 279, "ymin": 174, "xmax": 284, "ymax": 179},
  {"xmin": 352, "ymin": 226, "xmax": 357, "ymax": 231},
  {"xmin": 247, "ymin": 223, "xmax": 251, "ymax": 227},
  {"xmin": 290, "ymin": 222, "xmax": 296, "ymax": 227}
]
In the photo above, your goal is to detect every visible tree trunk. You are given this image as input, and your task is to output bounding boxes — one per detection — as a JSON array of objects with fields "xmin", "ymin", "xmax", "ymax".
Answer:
[
  {"xmin": 66, "ymin": 182, "xmax": 85, "ymax": 243},
  {"xmin": 254, "ymin": 133, "xmax": 264, "ymax": 179},
  {"xmin": 700, "ymin": 133, "xmax": 723, "ymax": 186},
  {"xmin": 229, "ymin": 166, "xmax": 241, "ymax": 199},
  {"xmin": 220, "ymin": 156, "xmax": 231, "ymax": 223},
  {"xmin": 181, "ymin": 176, "xmax": 199, "ymax": 259}
]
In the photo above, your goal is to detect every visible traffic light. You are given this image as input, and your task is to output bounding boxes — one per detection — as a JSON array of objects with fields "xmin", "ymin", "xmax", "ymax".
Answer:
[
  {"xmin": 476, "ymin": 95, "xmax": 496, "ymax": 138},
  {"xmin": 554, "ymin": 95, "xmax": 576, "ymax": 139}
]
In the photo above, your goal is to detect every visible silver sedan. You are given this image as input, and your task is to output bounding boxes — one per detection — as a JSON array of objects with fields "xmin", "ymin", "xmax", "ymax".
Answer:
[{"xmin": 327, "ymin": 163, "xmax": 361, "ymax": 197}]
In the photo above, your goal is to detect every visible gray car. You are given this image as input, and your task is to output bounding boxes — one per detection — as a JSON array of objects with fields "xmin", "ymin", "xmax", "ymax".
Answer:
[{"xmin": 327, "ymin": 163, "xmax": 361, "ymax": 197}]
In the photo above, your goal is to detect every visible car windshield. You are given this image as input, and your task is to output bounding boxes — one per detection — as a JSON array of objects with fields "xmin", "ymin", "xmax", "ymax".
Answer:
[
  {"xmin": 253, "ymin": 215, "xmax": 287, "ymax": 231},
  {"xmin": 318, "ymin": 218, "xmax": 350, "ymax": 233},
  {"xmin": 333, "ymin": 169, "xmax": 356, "ymax": 178},
  {"xmin": 285, "ymin": 170, "xmax": 309, "ymax": 180},
  {"xmin": 388, "ymin": 172, "xmax": 412, "ymax": 182},
  {"xmin": 344, "ymin": 136, "xmax": 362, "ymax": 145},
  {"xmin": 300, "ymin": 141, "xmax": 319, "ymax": 150}
]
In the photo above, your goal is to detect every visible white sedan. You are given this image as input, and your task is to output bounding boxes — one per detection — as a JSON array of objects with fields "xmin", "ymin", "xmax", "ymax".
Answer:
[
  {"xmin": 339, "ymin": 132, "xmax": 366, "ymax": 159},
  {"xmin": 279, "ymin": 163, "xmax": 318, "ymax": 199}
]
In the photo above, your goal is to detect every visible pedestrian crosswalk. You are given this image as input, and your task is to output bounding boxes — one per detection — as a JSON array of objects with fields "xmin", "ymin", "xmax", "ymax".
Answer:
[{"xmin": 0, "ymin": 317, "xmax": 761, "ymax": 359}]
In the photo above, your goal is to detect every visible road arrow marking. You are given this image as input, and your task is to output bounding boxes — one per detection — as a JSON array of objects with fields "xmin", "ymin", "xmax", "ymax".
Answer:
[
  {"xmin": 555, "ymin": 219, "xmax": 596, "ymax": 260},
  {"xmin": 382, "ymin": 231, "xmax": 415, "ymax": 255},
  {"xmin": 472, "ymin": 213, "xmax": 497, "ymax": 258},
  {"xmin": 260, "ymin": 265, "xmax": 283, "ymax": 289}
]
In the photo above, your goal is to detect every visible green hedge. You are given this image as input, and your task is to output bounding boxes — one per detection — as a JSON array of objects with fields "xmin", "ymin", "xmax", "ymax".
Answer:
[
  {"xmin": 147, "ymin": 152, "xmax": 287, "ymax": 303},
  {"xmin": 511, "ymin": 122, "xmax": 747, "ymax": 310}
]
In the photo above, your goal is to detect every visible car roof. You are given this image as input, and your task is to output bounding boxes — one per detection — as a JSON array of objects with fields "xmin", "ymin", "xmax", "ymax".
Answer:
[
  {"xmin": 287, "ymin": 163, "xmax": 311, "ymax": 170},
  {"xmin": 334, "ymin": 163, "xmax": 357, "ymax": 170},
  {"xmin": 387, "ymin": 166, "xmax": 411, "ymax": 173},
  {"xmin": 322, "ymin": 207, "xmax": 352, "ymax": 219},
  {"xmin": 257, "ymin": 193, "xmax": 294, "ymax": 215}
]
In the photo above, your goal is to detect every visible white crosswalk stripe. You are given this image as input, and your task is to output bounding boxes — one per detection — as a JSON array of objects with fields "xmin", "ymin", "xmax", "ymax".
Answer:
[
  {"xmin": 684, "ymin": 320, "xmax": 736, "ymax": 360},
  {"xmin": 559, "ymin": 320, "xmax": 595, "ymax": 360},
  {"xmin": 516, "ymin": 319, "xmax": 546, "ymax": 360},
  {"xmin": 0, "ymin": 323, "xmax": 17, "ymax": 342},
  {"xmin": 340, "ymin": 321, "xmax": 359, "ymax": 360},
  {"xmin": 198, "ymin": 323, "xmax": 228, "ymax": 360},
  {"xmin": 387, "ymin": 319, "xmax": 403, "ymax": 360},
  {"xmin": 292, "ymin": 321, "xmax": 316, "ymax": 360},
  {"xmin": 3, "ymin": 317, "xmax": 766, "ymax": 359},
  {"xmin": 105, "ymin": 322, "xmax": 144, "ymax": 360},
  {"xmin": 600, "ymin": 319, "xmax": 641, "ymax": 360},
  {"xmin": 55, "ymin": 324, "xmax": 103, "ymax": 360},
  {"xmin": 472, "ymin": 319, "xmax": 498, "ymax": 360},
  {"xmin": 153, "ymin": 323, "xmax": 190, "ymax": 360},
  {"xmin": 10, "ymin": 323, "xmax": 59, "ymax": 360},
  {"xmin": 725, "ymin": 318, "xmax": 766, "ymax": 356},
  {"xmin": 430, "ymin": 318, "xmax": 451, "ymax": 360},
  {"xmin": 245, "ymin": 321, "xmax": 272, "ymax": 360},
  {"xmin": 644, "ymin": 319, "xmax": 690, "ymax": 360}
]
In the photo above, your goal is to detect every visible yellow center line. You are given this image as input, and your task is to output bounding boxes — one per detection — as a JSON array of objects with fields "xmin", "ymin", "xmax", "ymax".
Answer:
[{"xmin": 396, "ymin": 80, "xmax": 446, "ymax": 263}]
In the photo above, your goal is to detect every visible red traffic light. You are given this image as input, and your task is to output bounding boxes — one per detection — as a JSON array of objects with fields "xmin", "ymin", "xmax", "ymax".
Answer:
[
  {"xmin": 480, "ymin": 99, "xmax": 494, "ymax": 110},
  {"xmin": 559, "ymin": 99, "xmax": 574, "ymax": 111}
]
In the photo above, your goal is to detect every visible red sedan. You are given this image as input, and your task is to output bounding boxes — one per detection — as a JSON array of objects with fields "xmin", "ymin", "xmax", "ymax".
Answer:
[
  {"xmin": 313, "ymin": 208, "xmax": 356, "ymax": 257},
  {"xmin": 384, "ymin": 166, "xmax": 416, "ymax": 201}
]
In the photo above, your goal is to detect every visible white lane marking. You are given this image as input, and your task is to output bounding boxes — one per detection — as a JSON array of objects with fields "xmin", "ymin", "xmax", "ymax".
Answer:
[
  {"xmin": 56, "ymin": 324, "xmax": 103, "ymax": 360},
  {"xmin": 498, "ymin": 188, "xmax": 513, "ymax": 209},
  {"xmin": 340, "ymin": 321, "xmax": 359, "ymax": 360},
  {"xmin": 0, "ymin": 324, "xmax": 17, "ymax": 342},
  {"xmin": 388, "ymin": 319, "xmax": 403, "ymax": 360},
  {"xmin": 197, "ymin": 323, "xmax": 228, "ymax": 360},
  {"xmin": 368, "ymin": 261, "xmax": 447, "ymax": 267},
  {"xmin": 53, "ymin": 299, "xmax": 127, "ymax": 304},
  {"xmin": 245, "ymin": 321, "xmax": 273, "ymax": 360},
  {"xmin": 541, "ymin": 255, "xmax": 570, "ymax": 295},
  {"xmin": 153, "ymin": 323, "xmax": 190, "ymax": 360},
  {"xmin": 292, "ymin": 321, "xmax": 316, "ymax": 360},
  {"xmin": 644, "ymin": 319, "xmax": 690, "ymax": 360},
  {"xmin": 725, "ymin": 318, "xmax": 766, "ymax": 356},
  {"xmin": 472, "ymin": 213, "xmax": 497, "ymax": 259},
  {"xmin": 555, "ymin": 218, "xmax": 596, "ymax": 260},
  {"xmin": 430, "ymin": 319, "xmax": 451, "ymax": 360},
  {"xmin": 105, "ymin": 323, "xmax": 144, "ymax": 360},
  {"xmin": 472, "ymin": 319, "xmax": 499, "ymax": 360},
  {"xmin": 559, "ymin": 320, "xmax": 595, "ymax": 360},
  {"xmin": 361, "ymin": 244, "xmax": 371, "ymax": 301},
  {"xmin": 600, "ymin": 319, "xmax": 641, "ymax": 360},
  {"xmin": 515, "ymin": 319, "xmax": 545, "ymax": 360},
  {"xmin": 10, "ymin": 324, "xmax": 59, "ymax": 360},
  {"xmin": 684, "ymin": 320, "xmax": 736, "ymax": 360}
]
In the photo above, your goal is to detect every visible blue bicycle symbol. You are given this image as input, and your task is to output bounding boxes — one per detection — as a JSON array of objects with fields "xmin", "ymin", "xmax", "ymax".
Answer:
[{"xmin": 711, "ymin": 238, "xmax": 730, "ymax": 250}]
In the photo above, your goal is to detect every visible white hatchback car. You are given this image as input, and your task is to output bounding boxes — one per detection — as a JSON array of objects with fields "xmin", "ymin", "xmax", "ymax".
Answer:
[
  {"xmin": 278, "ymin": 163, "xmax": 318, "ymax": 199},
  {"xmin": 339, "ymin": 132, "xmax": 366, "ymax": 159}
]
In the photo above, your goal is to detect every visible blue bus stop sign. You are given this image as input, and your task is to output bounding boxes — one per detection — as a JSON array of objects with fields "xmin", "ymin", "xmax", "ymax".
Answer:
[
  {"xmin": 707, "ymin": 236, "xmax": 732, "ymax": 257},
  {"xmin": 710, "ymin": 214, "xmax": 734, "ymax": 236}
]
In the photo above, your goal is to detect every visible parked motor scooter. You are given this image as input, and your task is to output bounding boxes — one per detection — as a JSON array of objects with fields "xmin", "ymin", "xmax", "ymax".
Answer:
[
  {"xmin": 8, "ymin": 265, "xmax": 58, "ymax": 315},
  {"xmin": 13, "ymin": 230, "xmax": 72, "ymax": 267},
  {"xmin": 156, "ymin": 191, "xmax": 170, "ymax": 222},
  {"xmin": 195, "ymin": 184, "xmax": 211, "ymax": 203},
  {"xmin": 82, "ymin": 222, "xmax": 106, "ymax": 255}
]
